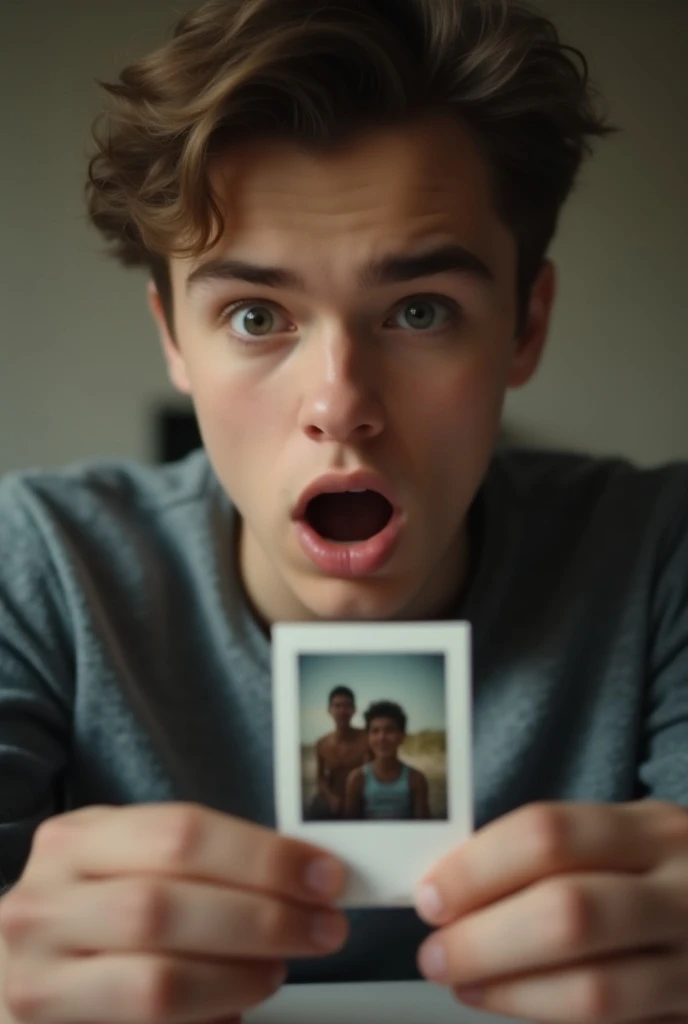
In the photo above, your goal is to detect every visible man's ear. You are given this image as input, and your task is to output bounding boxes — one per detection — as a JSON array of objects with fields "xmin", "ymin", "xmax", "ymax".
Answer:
[
  {"xmin": 506, "ymin": 258, "xmax": 557, "ymax": 389},
  {"xmin": 147, "ymin": 280, "xmax": 192, "ymax": 395}
]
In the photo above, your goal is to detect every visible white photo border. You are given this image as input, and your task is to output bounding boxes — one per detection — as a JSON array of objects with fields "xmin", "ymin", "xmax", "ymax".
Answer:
[{"xmin": 272, "ymin": 622, "xmax": 473, "ymax": 907}]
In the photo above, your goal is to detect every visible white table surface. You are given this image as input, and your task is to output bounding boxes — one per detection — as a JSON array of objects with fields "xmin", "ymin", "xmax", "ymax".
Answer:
[{"xmin": 247, "ymin": 981, "xmax": 516, "ymax": 1023}]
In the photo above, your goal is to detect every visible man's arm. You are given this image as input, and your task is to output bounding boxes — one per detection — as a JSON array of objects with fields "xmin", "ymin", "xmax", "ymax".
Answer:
[
  {"xmin": 0, "ymin": 475, "xmax": 71, "ymax": 898},
  {"xmin": 0, "ymin": 476, "xmax": 74, "ymax": 1024},
  {"xmin": 410, "ymin": 769, "xmax": 430, "ymax": 819},
  {"xmin": 344, "ymin": 768, "xmax": 364, "ymax": 819},
  {"xmin": 636, "ymin": 468, "xmax": 688, "ymax": 806},
  {"xmin": 409, "ymin": 470, "xmax": 688, "ymax": 1018}
]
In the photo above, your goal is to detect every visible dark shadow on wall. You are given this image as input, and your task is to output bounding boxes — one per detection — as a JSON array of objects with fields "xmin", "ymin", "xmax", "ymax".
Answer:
[{"xmin": 154, "ymin": 406, "xmax": 202, "ymax": 463}]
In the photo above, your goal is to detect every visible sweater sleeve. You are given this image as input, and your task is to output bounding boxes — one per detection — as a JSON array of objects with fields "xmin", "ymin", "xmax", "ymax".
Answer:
[
  {"xmin": 0, "ymin": 474, "xmax": 73, "ymax": 893},
  {"xmin": 636, "ymin": 468, "xmax": 688, "ymax": 807}
]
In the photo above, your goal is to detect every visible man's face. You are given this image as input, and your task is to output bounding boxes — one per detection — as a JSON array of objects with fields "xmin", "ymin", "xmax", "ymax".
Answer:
[
  {"xmin": 328, "ymin": 695, "xmax": 355, "ymax": 729},
  {"xmin": 367, "ymin": 716, "xmax": 405, "ymax": 758},
  {"xmin": 152, "ymin": 113, "xmax": 554, "ymax": 623}
]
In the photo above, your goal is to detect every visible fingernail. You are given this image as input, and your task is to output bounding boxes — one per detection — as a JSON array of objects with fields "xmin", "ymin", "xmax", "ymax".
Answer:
[
  {"xmin": 310, "ymin": 911, "xmax": 345, "ymax": 950},
  {"xmin": 415, "ymin": 883, "xmax": 445, "ymax": 923},
  {"xmin": 418, "ymin": 938, "xmax": 447, "ymax": 980},
  {"xmin": 304, "ymin": 856, "xmax": 343, "ymax": 897}
]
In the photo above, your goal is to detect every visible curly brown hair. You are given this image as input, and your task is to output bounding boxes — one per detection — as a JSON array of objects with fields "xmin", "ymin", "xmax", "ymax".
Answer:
[
  {"xmin": 364, "ymin": 700, "xmax": 408, "ymax": 733},
  {"xmin": 86, "ymin": 0, "xmax": 618, "ymax": 335}
]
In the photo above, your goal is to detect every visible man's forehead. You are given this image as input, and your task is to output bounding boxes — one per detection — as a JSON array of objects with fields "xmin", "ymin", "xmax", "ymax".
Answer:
[
  {"xmin": 201, "ymin": 115, "xmax": 495, "ymax": 241},
  {"xmin": 207, "ymin": 112, "xmax": 489, "ymax": 198},
  {"xmin": 171, "ymin": 115, "xmax": 511, "ymax": 291}
]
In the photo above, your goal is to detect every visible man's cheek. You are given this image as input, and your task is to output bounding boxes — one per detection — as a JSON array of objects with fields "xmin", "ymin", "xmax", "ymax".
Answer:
[{"xmin": 201, "ymin": 389, "xmax": 262, "ymax": 444}]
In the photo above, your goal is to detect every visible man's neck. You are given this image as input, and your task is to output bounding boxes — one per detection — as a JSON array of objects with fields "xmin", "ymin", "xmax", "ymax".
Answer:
[
  {"xmin": 335, "ymin": 724, "xmax": 356, "ymax": 739},
  {"xmin": 374, "ymin": 755, "xmax": 401, "ymax": 774}
]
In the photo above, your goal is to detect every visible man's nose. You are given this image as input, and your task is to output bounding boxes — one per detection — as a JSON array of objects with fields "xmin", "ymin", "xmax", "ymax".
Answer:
[{"xmin": 297, "ymin": 328, "xmax": 385, "ymax": 444}]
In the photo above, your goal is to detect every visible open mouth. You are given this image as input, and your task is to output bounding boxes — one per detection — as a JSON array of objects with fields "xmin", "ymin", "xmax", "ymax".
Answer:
[
  {"xmin": 305, "ymin": 490, "xmax": 394, "ymax": 543},
  {"xmin": 294, "ymin": 476, "xmax": 402, "ymax": 577}
]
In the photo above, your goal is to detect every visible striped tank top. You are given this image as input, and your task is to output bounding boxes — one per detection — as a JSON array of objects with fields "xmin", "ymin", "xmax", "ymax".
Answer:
[{"xmin": 362, "ymin": 761, "xmax": 413, "ymax": 819}]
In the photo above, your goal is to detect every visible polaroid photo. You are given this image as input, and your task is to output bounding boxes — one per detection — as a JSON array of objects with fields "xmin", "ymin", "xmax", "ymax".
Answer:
[{"xmin": 272, "ymin": 621, "xmax": 473, "ymax": 907}]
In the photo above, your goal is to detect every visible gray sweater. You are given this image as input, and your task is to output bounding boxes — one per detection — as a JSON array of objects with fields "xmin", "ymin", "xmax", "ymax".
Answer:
[{"xmin": 1, "ymin": 446, "xmax": 687, "ymax": 982}]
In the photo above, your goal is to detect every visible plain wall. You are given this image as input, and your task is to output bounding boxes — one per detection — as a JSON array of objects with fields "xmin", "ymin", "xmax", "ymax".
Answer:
[{"xmin": 1, "ymin": 0, "xmax": 686, "ymax": 474}]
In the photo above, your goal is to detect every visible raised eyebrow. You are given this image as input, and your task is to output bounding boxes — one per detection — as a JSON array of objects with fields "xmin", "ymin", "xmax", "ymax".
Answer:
[
  {"xmin": 357, "ymin": 244, "xmax": 496, "ymax": 288},
  {"xmin": 184, "ymin": 243, "xmax": 496, "ymax": 296},
  {"xmin": 185, "ymin": 258, "xmax": 305, "ymax": 295}
]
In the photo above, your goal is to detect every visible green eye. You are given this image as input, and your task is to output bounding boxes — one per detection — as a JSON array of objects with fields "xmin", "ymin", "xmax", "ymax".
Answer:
[
  {"xmin": 403, "ymin": 301, "xmax": 435, "ymax": 329},
  {"xmin": 222, "ymin": 301, "xmax": 293, "ymax": 340},
  {"xmin": 392, "ymin": 298, "xmax": 454, "ymax": 331},
  {"xmin": 231, "ymin": 304, "xmax": 276, "ymax": 336}
]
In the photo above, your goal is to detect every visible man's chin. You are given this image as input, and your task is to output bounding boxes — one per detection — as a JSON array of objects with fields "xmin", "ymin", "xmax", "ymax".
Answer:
[{"xmin": 294, "ymin": 573, "xmax": 416, "ymax": 622}]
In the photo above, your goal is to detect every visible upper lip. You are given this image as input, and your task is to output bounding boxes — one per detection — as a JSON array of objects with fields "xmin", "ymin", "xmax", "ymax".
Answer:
[{"xmin": 292, "ymin": 470, "xmax": 400, "ymax": 521}]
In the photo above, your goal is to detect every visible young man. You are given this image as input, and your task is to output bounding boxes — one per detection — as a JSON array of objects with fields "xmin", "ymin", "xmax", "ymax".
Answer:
[
  {"xmin": 308, "ymin": 686, "xmax": 370, "ymax": 820},
  {"xmin": 1, "ymin": 0, "xmax": 687, "ymax": 1021},
  {"xmin": 345, "ymin": 701, "xmax": 430, "ymax": 820}
]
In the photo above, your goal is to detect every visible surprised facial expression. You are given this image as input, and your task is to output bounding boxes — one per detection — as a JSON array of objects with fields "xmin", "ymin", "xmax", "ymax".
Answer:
[{"xmin": 152, "ymin": 113, "xmax": 554, "ymax": 623}]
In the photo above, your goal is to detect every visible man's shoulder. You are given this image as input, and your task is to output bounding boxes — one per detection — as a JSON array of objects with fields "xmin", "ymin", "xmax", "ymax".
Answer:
[
  {"xmin": 474, "ymin": 446, "xmax": 688, "ymax": 636},
  {"xmin": 0, "ymin": 448, "xmax": 216, "ymax": 523},
  {"xmin": 492, "ymin": 445, "xmax": 688, "ymax": 496},
  {"xmin": 0, "ymin": 448, "xmax": 228, "ymax": 606},
  {"xmin": 0, "ymin": 448, "xmax": 223, "ymax": 554},
  {"xmin": 488, "ymin": 445, "xmax": 688, "ymax": 541}
]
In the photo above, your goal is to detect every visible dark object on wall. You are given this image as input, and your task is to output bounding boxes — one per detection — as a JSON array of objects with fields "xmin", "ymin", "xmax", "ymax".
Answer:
[{"xmin": 155, "ymin": 407, "xmax": 202, "ymax": 463}]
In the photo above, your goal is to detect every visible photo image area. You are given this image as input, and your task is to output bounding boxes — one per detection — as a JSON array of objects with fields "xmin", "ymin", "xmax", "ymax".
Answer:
[{"xmin": 298, "ymin": 652, "xmax": 447, "ymax": 823}]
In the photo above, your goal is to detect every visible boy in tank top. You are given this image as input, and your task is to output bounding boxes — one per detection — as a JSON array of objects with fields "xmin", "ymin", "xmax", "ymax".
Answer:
[{"xmin": 344, "ymin": 700, "xmax": 430, "ymax": 820}]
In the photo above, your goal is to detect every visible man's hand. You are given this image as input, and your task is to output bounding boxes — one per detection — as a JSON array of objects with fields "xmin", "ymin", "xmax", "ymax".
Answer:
[
  {"xmin": 0, "ymin": 803, "xmax": 349, "ymax": 1024},
  {"xmin": 414, "ymin": 800, "xmax": 688, "ymax": 1023}
]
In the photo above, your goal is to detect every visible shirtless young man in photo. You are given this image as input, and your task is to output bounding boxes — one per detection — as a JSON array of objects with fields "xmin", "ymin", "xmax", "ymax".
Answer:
[{"xmin": 310, "ymin": 687, "xmax": 371, "ymax": 820}]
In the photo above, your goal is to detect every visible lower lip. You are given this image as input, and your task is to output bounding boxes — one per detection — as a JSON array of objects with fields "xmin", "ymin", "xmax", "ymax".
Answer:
[{"xmin": 294, "ymin": 511, "xmax": 402, "ymax": 579}]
